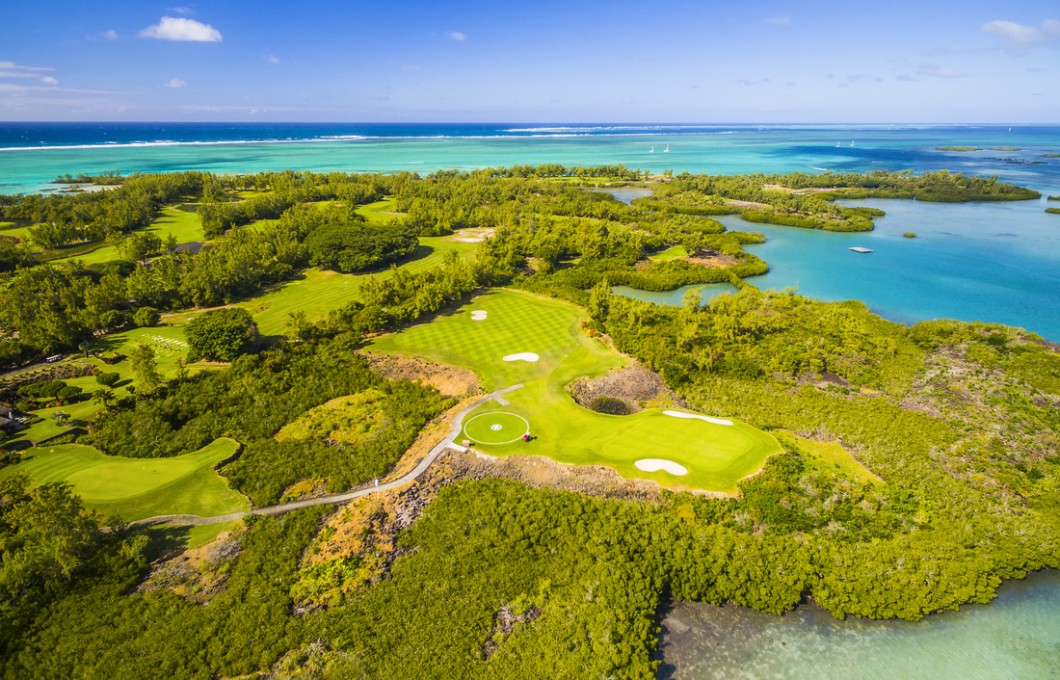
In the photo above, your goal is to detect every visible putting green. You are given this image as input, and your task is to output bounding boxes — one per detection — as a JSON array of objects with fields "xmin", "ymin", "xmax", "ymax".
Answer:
[
  {"xmin": 463, "ymin": 412, "xmax": 530, "ymax": 445},
  {"xmin": 371, "ymin": 289, "xmax": 782, "ymax": 492},
  {"xmin": 0, "ymin": 438, "xmax": 249, "ymax": 521}
]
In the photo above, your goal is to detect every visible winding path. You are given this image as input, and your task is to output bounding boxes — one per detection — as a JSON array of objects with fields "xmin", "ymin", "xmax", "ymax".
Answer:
[{"xmin": 130, "ymin": 384, "xmax": 522, "ymax": 528}]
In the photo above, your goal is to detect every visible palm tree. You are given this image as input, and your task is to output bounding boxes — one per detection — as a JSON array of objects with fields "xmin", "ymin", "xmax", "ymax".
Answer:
[{"xmin": 93, "ymin": 388, "xmax": 115, "ymax": 409}]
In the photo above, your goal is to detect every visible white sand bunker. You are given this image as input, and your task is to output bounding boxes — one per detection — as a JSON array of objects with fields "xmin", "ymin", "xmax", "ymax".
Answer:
[
  {"xmin": 503, "ymin": 352, "xmax": 540, "ymax": 363},
  {"xmin": 664, "ymin": 409, "xmax": 733, "ymax": 426},
  {"xmin": 471, "ymin": 310, "xmax": 488, "ymax": 321},
  {"xmin": 635, "ymin": 459, "xmax": 689, "ymax": 476}
]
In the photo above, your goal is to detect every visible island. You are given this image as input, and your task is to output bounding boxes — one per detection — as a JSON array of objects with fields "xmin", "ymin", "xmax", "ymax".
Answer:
[{"xmin": 1, "ymin": 167, "xmax": 1057, "ymax": 678}]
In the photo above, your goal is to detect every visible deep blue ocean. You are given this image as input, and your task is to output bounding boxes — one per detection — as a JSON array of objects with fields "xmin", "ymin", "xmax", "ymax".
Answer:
[{"xmin": 0, "ymin": 121, "xmax": 1058, "ymax": 676}]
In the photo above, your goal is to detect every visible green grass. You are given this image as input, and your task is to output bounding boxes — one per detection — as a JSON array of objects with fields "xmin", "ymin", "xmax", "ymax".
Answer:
[
  {"xmin": 0, "ymin": 223, "xmax": 35, "ymax": 244},
  {"xmin": 371, "ymin": 290, "xmax": 781, "ymax": 492},
  {"xmin": 166, "ymin": 233, "xmax": 478, "ymax": 337},
  {"xmin": 649, "ymin": 244, "xmax": 687, "ymax": 262},
  {"xmin": 50, "ymin": 205, "xmax": 205, "ymax": 266},
  {"xmin": 778, "ymin": 431, "xmax": 883, "ymax": 485},
  {"xmin": 88, "ymin": 325, "xmax": 196, "ymax": 381},
  {"xmin": 356, "ymin": 198, "xmax": 403, "ymax": 225},
  {"xmin": 8, "ymin": 327, "xmax": 211, "ymax": 446},
  {"xmin": 0, "ymin": 438, "xmax": 249, "ymax": 521}
]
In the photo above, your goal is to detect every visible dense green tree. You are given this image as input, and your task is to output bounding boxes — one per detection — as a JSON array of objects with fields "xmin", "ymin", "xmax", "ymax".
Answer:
[
  {"xmin": 132, "ymin": 306, "xmax": 161, "ymax": 328},
  {"xmin": 185, "ymin": 307, "xmax": 259, "ymax": 362},
  {"xmin": 0, "ymin": 476, "xmax": 102, "ymax": 653},
  {"xmin": 304, "ymin": 221, "xmax": 418, "ymax": 273},
  {"xmin": 129, "ymin": 343, "xmax": 162, "ymax": 392}
]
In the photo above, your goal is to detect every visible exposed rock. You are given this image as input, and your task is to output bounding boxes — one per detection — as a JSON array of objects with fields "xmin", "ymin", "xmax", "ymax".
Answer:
[
  {"xmin": 364, "ymin": 353, "xmax": 481, "ymax": 398},
  {"xmin": 567, "ymin": 362, "xmax": 683, "ymax": 414}
]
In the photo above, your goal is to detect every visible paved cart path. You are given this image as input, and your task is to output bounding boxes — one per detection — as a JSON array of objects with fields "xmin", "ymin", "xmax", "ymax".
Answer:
[{"xmin": 130, "ymin": 383, "xmax": 523, "ymax": 527}]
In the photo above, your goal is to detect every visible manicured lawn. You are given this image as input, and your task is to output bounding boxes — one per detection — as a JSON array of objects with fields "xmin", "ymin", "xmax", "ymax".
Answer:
[
  {"xmin": 88, "ymin": 324, "xmax": 198, "ymax": 382},
  {"xmin": 371, "ymin": 289, "xmax": 781, "ymax": 492},
  {"xmin": 50, "ymin": 205, "xmax": 205, "ymax": 266},
  {"xmin": 356, "ymin": 198, "xmax": 403, "ymax": 225},
  {"xmin": 0, "ymin": 438, "xmax": 249, "ymax": 521},
  {"xmin": 0, "ymin": 223, "xmax": 35, "ymax": 243},
  {"xmin": 166, "ymin": 233, "xmax": 478, "ymax": 337},
  {"xmin": 8, "ymin": 326, "xmax": 214, "ymax": 446}
]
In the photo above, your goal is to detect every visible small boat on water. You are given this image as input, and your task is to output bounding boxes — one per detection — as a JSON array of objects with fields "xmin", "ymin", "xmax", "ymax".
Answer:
[
  {"xmin": 650, "ymin": 146, "xmax": 655, "ymax": 153},
  {"xmin": 663, "ymin": 144, "xmax": 670, "ymax": 153},
  {"xmin": 849, "ymin": 246, "xmax": 873, "ymax": 253}
]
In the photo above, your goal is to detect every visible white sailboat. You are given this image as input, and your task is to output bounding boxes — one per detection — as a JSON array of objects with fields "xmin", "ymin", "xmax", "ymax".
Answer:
[
  {"xmin": 650, "ymin": 146, "xmax": 655, "ymax": 153},
  {"xmin": 850, "ymin": 140, "xmax": 855, "ymax": 147},
  {"xmin": 663, "ymin": 144, "xmax": 670, "ymax": 153}
]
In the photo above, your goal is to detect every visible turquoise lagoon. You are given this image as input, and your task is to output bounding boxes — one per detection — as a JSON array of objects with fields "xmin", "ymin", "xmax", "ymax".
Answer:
[{"xmin": 616, "ymin": 198, "xmax": 1060, "ymax": 340}]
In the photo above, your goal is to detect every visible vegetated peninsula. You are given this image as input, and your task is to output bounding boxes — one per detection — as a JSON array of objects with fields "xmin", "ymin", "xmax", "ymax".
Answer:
[{"xmin": 1, "ymin": 167, "xmax": 1057, "ymax": 678}]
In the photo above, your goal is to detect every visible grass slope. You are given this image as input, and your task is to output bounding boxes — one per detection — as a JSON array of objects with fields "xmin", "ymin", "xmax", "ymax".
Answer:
[
  {"xmin": 50, "ymin": 205, "xmax": 205, "ymax": 266},
  {"xmin": 0, "ymin": 438, "xmax": 249, "ymax": 521},
  {"xmin": 371, "ymin": 290, "xmax": 781, "ymax": 491},
  {"xmin": 166, "ymin": 233, "xmax": 478, "ymax": 336}
]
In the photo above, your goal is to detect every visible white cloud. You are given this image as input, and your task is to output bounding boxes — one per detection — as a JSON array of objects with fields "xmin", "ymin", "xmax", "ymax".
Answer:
[
  {"xmin": 165, "ymin": 78, "xmax": 187, "ymax": 88},
  {"xmin": 40, "ymin": 76, "xmax": 59, "ymax": 85},
  {"xmin": 982, "ymin": 19, "xmax": 1060, "ymax": 49},
  {"xmin": 104, "ymin": 29, "xmax": 118, "ymax": 41},
  {"xmin": 766, "ymin": 15, "xmax": 792, "ymax": 26},
  {"xmin": 265, "ymin": 54, "xmax": 280, "ymax": 64},
  {"xmin": 168, "ymin": 6, "xmax": 194, "ymax": 15},
  {"xmin": 449, "ymin": 31, "xmax": 466, "ymax": 42},
  {"xmin": 140, "ymin": 17, "xmax": 222, "ymax": 42},
  {"xmin": 0, "ymin": 61, "xmax": 55, "ymax": 79}
]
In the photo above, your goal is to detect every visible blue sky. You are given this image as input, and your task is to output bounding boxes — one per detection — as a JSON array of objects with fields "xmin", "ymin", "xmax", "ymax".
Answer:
[{"xmin": 1, "ymin": 1, "xmax": 1058, "ymax": 122}]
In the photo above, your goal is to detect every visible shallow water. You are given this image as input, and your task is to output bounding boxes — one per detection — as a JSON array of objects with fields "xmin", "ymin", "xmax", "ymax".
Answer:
[
  {"xmin": 656, "ymin": 570, "xmax": 1060, "ymax": 680},
  {"xmin": 727, "ymin": 196, "xmax": 1060, "ymax": 340}
]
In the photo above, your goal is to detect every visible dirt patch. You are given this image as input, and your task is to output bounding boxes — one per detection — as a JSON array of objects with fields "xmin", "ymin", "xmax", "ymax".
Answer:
[
  {"xmin": 723, "ymin": 198, "xmax": 771, "ymax": 209},
  {"xmin": 139, "ymin": 526, "xmax": 245, "ymax": 604},
  {"xmin": 450, "ymin": 226, "xmax": 496, "ymax": 243},
  {"xmin": 686, "ymin": 248, "xmax": 738, "ymax": 268},
  {"xmin": 568, "ymin": 362, "xmax": 683, "ymax": 414},
  {"xmin": 763, "ymin": 184, "xmax": 845, "ymax": 195},
  {"xmin": 365, "ymin": 353, "xmax": 481, "ymax": 398},
  {"xmin": 483, "ymin": 603, "xmax": 542, "ymax": 659}
]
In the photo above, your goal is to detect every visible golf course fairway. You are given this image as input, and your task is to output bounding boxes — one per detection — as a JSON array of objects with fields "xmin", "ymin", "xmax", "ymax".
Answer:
[
  {"xmin": 1, "ymin": 438, "xmax": 250, "ymax": 521},
  {"xmin": 371, "ymin": 289, "xmax": 781, "ymax": 492}
]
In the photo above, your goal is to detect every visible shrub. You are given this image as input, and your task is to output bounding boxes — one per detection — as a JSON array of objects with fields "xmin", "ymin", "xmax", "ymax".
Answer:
[
  {"xmin": 588, "ymin": 396, "xmax": 635, "ymax": 415},
  {"xmin": 96, "ymin": 372, "xmax": 121, "ymax": 387}
]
